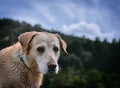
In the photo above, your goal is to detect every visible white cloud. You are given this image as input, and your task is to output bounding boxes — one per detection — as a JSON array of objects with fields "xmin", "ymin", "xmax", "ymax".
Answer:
[
  {"xmin": 33, "ymin": 3, "xmax": 56, "ymax": 24},
  {"xmin": 1, "ymin": 0, "xmax": 118, "ymax": 41},
  {"xmin": 59, "ymin": 21, "xmax": 115, "ymax": 41},
  {"xmin": 61, "ymin": 2, "xmax": 77, "ymax": 18},
  {"xmin": 12, "ymin": 1, "xmax": 57, "ymax": 25}
]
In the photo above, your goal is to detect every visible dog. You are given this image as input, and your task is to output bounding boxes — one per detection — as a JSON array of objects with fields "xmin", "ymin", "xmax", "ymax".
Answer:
[{"xmin": 0, "ymin": 31, "xmax": 67, "ymax": 88}]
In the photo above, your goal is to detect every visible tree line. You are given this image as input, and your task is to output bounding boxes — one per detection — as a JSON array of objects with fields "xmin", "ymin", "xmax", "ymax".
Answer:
[{"xmin": 0, "ymin": 18, "xmax": 120, "ymax": 88}]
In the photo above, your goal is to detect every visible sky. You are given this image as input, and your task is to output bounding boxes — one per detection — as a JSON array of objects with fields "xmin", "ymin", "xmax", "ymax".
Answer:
[{"xmin": 0, "ymin": 0, "xmax": 120, "ymax": 42}]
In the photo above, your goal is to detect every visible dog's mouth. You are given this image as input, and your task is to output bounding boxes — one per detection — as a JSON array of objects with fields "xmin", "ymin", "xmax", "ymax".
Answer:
[
  {"xmin": 37, "ymin": 62, "xmax": 59, "ymax": 74},
  {"xmin": 48, "ymin": 70, "xmax": 59, "ymax": 75},
  {"xmin": 48, "ymin": 69, "xmax": 56, "ymax": 74}
]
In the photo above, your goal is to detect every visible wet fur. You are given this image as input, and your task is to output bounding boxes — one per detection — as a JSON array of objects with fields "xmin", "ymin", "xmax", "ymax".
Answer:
[{"xmin": 0, "ymin": 43, "xmax": 43, "ymax": 88}]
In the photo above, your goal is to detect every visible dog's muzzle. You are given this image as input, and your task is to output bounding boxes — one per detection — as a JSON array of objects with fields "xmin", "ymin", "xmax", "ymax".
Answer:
[{"xmin": 47, "ymin": 63, "xmax": 57, "ymax": 73}]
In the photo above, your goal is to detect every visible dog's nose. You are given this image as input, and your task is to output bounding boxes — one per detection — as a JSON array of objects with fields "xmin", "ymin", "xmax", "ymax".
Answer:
[{"xmin": 48, "ymin": 64, "xmax": 56, "ymax": 73}]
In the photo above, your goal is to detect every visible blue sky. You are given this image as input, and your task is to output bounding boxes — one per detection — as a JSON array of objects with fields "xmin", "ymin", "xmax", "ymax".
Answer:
[{"xmin": 0, "ymin": 0, "xmax": 120, "ymax": 42}]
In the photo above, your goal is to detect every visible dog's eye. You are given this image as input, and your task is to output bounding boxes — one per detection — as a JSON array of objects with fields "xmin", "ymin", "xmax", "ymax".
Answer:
[
  {"xmin": 53, "ymin": 46, "xmax": 59, "ymax": 52},
  {"xmin": 37, "ymin": 47, "xmax": 45, "ymax": 53}
]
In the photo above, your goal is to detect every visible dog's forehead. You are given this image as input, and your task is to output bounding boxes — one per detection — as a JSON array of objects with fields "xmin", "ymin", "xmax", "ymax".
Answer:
[{"xmin": 32, "ymin": 32, "xmax": 59, "ymax": 45}]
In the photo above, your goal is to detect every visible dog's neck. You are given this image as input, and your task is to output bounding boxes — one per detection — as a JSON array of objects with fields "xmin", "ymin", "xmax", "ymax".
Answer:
[
  {"xmin": 18, "ymin": 54, "xmax": 31, "ymax": 71},
  {"xmin": 18, "ymin": 54, "xmax": 43, "ymax": 87}
]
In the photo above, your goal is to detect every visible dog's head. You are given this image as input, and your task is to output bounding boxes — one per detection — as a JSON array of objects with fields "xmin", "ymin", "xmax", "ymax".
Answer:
[{"xmin": 18, "ymin": 31, "xmax": 67, "ymax": 74}]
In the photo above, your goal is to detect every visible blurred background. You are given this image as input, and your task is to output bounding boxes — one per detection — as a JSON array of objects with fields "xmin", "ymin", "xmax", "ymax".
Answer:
[{"xmin": 0, "ymin": 0, "xmax": 120, "ymax": 88}]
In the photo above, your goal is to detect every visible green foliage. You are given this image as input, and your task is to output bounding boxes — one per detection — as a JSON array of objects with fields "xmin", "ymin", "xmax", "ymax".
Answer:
[{"xmin": 0, "ymin": 18, "xmax": 120, "ymax": 88}]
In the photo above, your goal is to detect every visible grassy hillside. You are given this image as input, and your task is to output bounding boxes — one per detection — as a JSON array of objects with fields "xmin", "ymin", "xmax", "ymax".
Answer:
[{"xmin": 0, "ymin": 18, "xmax": 120, "ymax": 88}]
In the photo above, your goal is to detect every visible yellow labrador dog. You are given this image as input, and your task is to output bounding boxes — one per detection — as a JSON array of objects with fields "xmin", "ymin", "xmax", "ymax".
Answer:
[{"xmin": 0, "ymin": 31, "xmax": 67, "ymax": 88}]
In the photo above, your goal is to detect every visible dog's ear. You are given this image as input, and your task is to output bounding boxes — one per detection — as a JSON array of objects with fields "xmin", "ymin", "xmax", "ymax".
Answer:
[
  {"xmin": 18, "ymin": 31, "xmax": 37, "ymax": 51},
  {"xmin": 55, "ymin": 34, "xmax": 68, "ymax": 54}
]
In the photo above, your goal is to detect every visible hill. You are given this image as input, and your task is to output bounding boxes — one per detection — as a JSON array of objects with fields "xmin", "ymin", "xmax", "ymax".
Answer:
[{"xmin": 0, "ymin": 18, "xmax": 120, "ymax": 88}]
